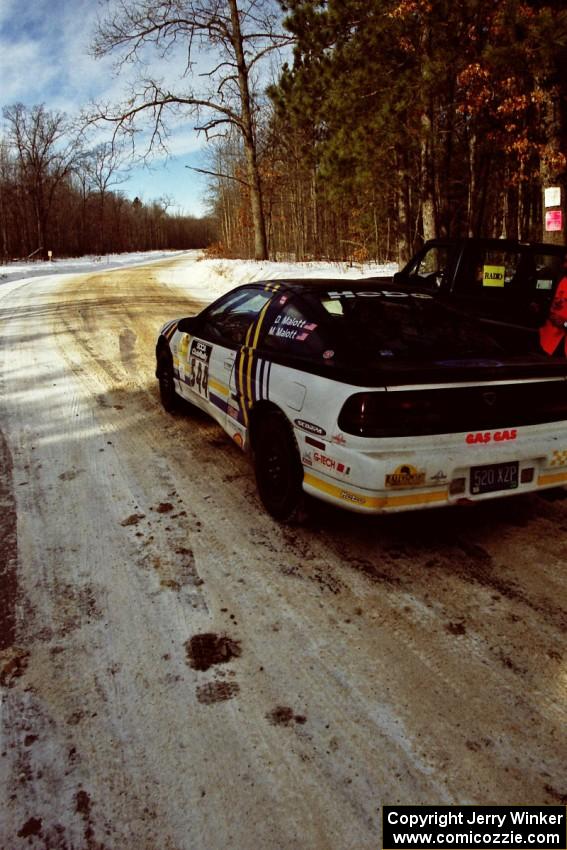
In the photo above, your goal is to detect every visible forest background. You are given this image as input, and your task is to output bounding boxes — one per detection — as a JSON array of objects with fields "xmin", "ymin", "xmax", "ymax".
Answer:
[{"xmin": 1, "ymin": 0, "xmax": 566, "ymax": 265}]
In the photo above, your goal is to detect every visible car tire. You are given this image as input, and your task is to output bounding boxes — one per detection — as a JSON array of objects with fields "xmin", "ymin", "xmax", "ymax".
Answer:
[
  {"xmin": 253, "ymin": 411, "xmax": 304, "ymax": 522},
  {"xmin": 157, "ymin": 349, "xmax": 179, "ymax": 413}
]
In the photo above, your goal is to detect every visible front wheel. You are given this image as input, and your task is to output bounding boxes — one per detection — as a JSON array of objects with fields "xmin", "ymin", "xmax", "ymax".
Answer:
[
  {"xmin": 253, "ymin": 412, "xmax": 304, "ymax": 521},
  {"xmin": 157, "ymin": 349, "xmax": 179, "ymax": 413}
]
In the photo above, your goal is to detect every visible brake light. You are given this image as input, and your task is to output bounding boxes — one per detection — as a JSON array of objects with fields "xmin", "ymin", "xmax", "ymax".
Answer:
[{"xmin": 338, "ymin": 392, "xmax": 438, "ymax": 437}]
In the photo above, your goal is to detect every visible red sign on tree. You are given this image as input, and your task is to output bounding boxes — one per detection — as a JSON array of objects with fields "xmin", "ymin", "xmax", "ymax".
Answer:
[{"xmin": 546, "ymin": 210, "xmax": 563, "ymax": 232}]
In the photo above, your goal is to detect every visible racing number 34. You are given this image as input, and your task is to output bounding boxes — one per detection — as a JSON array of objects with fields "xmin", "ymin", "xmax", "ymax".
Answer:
[
  {"xmin": 187, "ymin": 339, "xmax": 212, "ymax": 399},
  {"xmin": 188, "ymin": 356, "xmax": 209, "ymax": 396}
]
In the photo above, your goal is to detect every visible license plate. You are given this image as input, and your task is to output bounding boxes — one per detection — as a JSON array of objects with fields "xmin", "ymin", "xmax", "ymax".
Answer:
[{"xmin": 470, "ymin": 461, "xmax": 519, "ymax": 495}]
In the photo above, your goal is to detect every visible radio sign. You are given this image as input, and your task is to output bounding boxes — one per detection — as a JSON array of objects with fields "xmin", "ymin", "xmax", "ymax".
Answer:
[{"xmin": 482, "ymin": 265, "xmax": 505, "ymax": 288}]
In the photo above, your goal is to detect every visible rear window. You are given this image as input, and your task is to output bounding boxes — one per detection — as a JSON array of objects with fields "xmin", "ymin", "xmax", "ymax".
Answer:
[{"xmin": 306, "ymin": 289, "xmax": 514, "ymax": 365}]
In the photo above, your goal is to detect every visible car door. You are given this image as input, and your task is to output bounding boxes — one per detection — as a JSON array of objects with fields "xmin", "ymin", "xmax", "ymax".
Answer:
[{"xmin": 177, "ymin": 285, "xmax": 276, "ymax": 434}]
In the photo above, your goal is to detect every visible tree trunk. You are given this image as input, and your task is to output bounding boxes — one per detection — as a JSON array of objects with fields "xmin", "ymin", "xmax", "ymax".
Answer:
[
  {"xmin": 540, "ymin": 87, "xmax": 566, "ymax": 246},
  {"xmin": 420, "ymin": 112, "xmax": 437, "ymax": 242},
  {"xmin": 229, "ymin": 0, "xmax": 268, "ymax": 260}
]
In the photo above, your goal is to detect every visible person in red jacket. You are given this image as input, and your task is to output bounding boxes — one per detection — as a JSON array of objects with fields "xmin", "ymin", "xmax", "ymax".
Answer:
[{"xmin": 540, "ymin": 255, "xmax": 567, "ymax": 356}]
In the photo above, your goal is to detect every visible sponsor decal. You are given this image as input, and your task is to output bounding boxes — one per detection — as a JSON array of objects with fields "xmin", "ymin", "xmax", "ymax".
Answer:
[
  {"xmin": 466, "ymin": 429, "xmax": 517, "ymax": 445},
  {"xmin": 340, "ymin": 490, "xmax": 365, "ymax": 504},
  {"xmin": 295, "ymin": 419, "xmax": 326, "ymax": 436},
  {"xmin": 385, "ymin": 464, "xmax": 426, "ymax": 488},
  {"xmin": 331, "ymin": 434, "xmax": 346, "ymax": 446},
  {"xmin": 436, "ymin": 359, "xmax": 502, "ymax": 368},
  {"xmin": 227, "ymin": 403, "xmax": 240, "ymax": 420},
  {"xmin": 430, "ymin": 470, "xmax": 448, "ymax": 482},
  {"xmin": 302, "ymin": 452, "xmax": 313, "ymax": 467},
  {"xmin": 327, "ymin": 290, "xmax": 432, "ymax": 301},
  {"xmin": 178, "ymin": 333, "xmax": 190, "ymax": 360},
  {"xmin": 550, "ymin": 450, "xmax": 567, "ymax": 467},
  {"xmin": 190, "ymin": 339, "xmax": 211, "ymax": 363},
  {"xmin": 313, "ymin": 451, "xmax": 350, "ymax": 476}
]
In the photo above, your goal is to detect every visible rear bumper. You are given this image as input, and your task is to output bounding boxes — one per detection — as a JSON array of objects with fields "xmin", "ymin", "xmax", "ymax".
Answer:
[{"xmin": 298, "ymin": 428, "xmax": 567, "ymax": 514}]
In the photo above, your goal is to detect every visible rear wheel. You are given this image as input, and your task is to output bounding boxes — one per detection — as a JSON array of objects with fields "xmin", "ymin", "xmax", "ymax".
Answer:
[
  {"xmin": 253, "ymin": 411, "xmax": 304, "ymax": 521},
  {"xmin": 157, "ymin": 349, "xmax": 179, "ymax": 413}
]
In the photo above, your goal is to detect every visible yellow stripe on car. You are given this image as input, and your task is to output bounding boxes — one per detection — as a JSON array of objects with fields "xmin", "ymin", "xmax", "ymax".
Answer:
[
  {"xmin": 538, "ymin": 471, "xmax": 567, "ymax": 487},
  {"xmin": 304, "ymin": 472, "xmax": 448, "ymax": 510}
]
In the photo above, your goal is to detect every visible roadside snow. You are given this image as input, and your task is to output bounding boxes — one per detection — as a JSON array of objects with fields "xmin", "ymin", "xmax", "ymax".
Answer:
[
  {"xmin": 0, "ymin": 250, "xmax": 190, "ymax": 286},
  {"xmin": 0, "ymin": 249, "xmax": 398, "ymax": 307},
  {"xmin": 157, "ymin": 255, "xmax": 398, "ymax": 301}
]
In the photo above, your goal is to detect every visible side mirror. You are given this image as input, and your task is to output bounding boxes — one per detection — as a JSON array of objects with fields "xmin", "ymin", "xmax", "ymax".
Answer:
[{"xmin": 177, "ymin": 316, "xmax": 200, "ymax": 333}]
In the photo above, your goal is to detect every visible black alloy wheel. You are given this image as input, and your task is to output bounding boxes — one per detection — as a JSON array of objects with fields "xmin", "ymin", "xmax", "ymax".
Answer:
[
  {"xmin": 253, "ymin": 412, "xmax": 304, "ymax": 521},
  {"xmin": 157, "ymin": 349, "xmax": 179, "ymax": 412}
]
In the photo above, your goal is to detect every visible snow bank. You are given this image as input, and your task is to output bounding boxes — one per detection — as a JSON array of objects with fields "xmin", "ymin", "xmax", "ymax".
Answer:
[
  {"xmin": 0, "ymin": 249, "xmax": 398, "ymax": 305},
  {"xmin": 0, "ymin": 250, "xmax": 190, "ymax": 287},
  {"xmin": 157, "ymin": 256, "xmax": 397, "ymax": 301}
]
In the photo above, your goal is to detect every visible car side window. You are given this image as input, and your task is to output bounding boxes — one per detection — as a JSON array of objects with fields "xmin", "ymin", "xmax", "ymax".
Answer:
[
  {"xmin": 200, "ymin": 287, "xmax": 273, "ymax": 346},
  {"xmin": 410, "ymin": 245, "xmax": 449, "ymax": 288},
  {"xmin": 260, "ymin": 297, "xmax": 326, "ymax": 357}
]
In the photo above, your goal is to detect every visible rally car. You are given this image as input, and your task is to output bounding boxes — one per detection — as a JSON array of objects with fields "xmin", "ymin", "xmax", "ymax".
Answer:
[{"xmin": 155, "ymin": 279, "xmax": 567, "ymax": 520}]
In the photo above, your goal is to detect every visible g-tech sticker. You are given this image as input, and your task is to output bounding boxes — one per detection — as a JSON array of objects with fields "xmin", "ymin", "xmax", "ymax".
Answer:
[
  {"xmin": 313, "ymin": 451, "xmax": 350, "ymax": 475},
  {"xmin": 295, "ymin": 419, "xmax": 326, "ymax": 436},
  {"xmin": 385, "ymin": 464, "xmax": 426, "ymax": 488},
  {"xmin": 188, "ymin": 339, "xmax": 212, "ymax": 398}
]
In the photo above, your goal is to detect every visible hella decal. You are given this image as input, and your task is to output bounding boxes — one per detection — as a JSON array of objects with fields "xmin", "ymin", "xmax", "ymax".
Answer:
[
  {"xmin": 340, "ymin": 490, "xmax": 365, "ymax": 505},
  {"xmin": 295, "ymin": 419, "xmax": 326, "ymax": 437},
  {"xmin": 466, "ymin": 429, "xmax": 517, "ymax": 445},
  {"xmin": 385, "ymin": 464, "xmax": 426, "ymax": 488}
]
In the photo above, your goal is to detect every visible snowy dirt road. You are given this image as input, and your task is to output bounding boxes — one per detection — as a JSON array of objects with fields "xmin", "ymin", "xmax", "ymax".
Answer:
[{"xmin": 0, "ymin": 255, "xmax": 566, "ymax": 850}]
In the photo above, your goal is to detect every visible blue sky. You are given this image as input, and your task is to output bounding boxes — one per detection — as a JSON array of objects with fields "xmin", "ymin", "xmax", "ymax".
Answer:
[{"xmin": 0, "ymin": 0, "xmax": 211, "ymax": 217}]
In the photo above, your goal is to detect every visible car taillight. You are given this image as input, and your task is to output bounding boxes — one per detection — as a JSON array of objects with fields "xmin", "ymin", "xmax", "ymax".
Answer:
[{"xmin": 338, "ymin": 392, "xmax": 440, "ymax": 437}]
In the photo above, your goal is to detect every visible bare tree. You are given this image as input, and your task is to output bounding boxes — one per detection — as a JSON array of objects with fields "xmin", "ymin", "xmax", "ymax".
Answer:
[
  {"xmin": 90, "ymin": 0, "xmax": 292, "ymax": 260},
  {"xmin": 3, "ymin": 104, "xmax": 81, "ymax": 258},
  {"xmin": 80, "ymin": 142, "xmax": 129, "ymax": 253}
]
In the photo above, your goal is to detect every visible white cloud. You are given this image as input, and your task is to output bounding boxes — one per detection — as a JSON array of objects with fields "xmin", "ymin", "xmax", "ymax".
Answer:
[{"xmin": 0, "ymin": 38, "xmax": 58, "ymax": 103}]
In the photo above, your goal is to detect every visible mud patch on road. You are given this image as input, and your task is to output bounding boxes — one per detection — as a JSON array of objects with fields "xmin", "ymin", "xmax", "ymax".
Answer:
[
  {"xmin": 119, "ymin": 328, "xmax": 137, "ymax": 368},
  {"xmin": 58, "ymin": 469, "xmax": 85, "ymax": 482},
  {"xmin": 0, "ymin": 428, "xmax": 18, "ymax": 651},
  {"xmin": 196, "ymin": 681, "xmax": 240, "ymax": 704},
  {"xmin": 266, "ymin": 706, "xmax": 307, "ymax": 727},
  {"xmin": 445, "ymin": 621, "xmax": 467, "ymax": 636},
  {"xmin": 44, "ymin": 581, "xmax": 103, "ymax": 637},
  {"xmin": 0, "ymin": 647, "xmax": 30, "ymax": 687},
  {"xmin": 153, "ymin": 502, "xmax": 174, "ymax": 514},
  {"xmin": 17, "ymin": 817, "xmax": 43, "ymax": 838},
  {"xmin": 120, "ymin": 512, "xmax": 146, "ymax": 526},
  {"xmin": 185, "ymin": 633, "xmax": 242, "ymax": 672}
]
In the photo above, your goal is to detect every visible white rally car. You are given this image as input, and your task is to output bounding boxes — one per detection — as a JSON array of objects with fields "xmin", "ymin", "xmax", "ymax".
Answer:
[{"xmin": 155, "ymin": 278, "xmax": 567, "ymax": 520}]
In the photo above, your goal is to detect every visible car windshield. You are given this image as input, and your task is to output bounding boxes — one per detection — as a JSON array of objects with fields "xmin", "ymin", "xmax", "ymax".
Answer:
[{"xmin": 308, "ymin": 289, "xmax": 529, "ymax": 365}]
